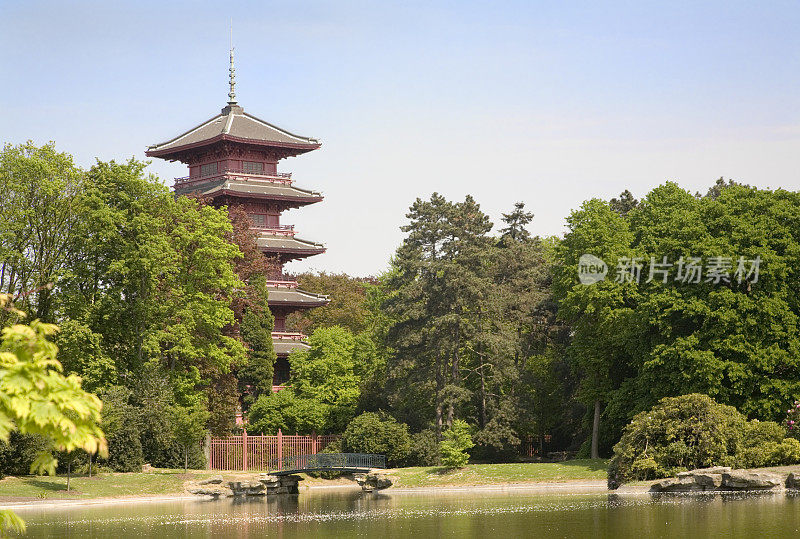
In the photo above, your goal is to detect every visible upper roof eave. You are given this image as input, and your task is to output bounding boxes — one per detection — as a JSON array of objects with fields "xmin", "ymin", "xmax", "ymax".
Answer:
[
  {"xmin": 145, "ymin": 133, "xmax": 321, "ymax": 159},
  {"xmin": 145, "ymin": 106, "xmax": 322, "ymax": 159}
]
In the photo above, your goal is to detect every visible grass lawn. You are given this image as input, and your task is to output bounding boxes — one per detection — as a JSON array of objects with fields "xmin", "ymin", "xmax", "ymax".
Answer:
[
  {"xmin": 0, "ymin": 469, "xmax": 216, "ymax": 501},
  {"xmin": 0, "ymin": 460, "xmax": 609, "ymax": 501},
  {"xmin": 385, "ymin": 459, "xmax": 609, "ymax": 488}
]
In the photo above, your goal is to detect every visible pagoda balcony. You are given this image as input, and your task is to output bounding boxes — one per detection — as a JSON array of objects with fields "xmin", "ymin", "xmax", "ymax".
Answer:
[
  {"xmin": 250, "ymin": 223, "xmax": 296, "ymax": 236},
  {"xmin": 266, "ymin": 278, "xmax": 299, "ymax": 289},
  {"xmin": 272, "ymin": 331, "xmax": 306, "ymax": 341},
  {"xmin": 175, "ymin": 167, "xmax": 293, "ymax": 187}
]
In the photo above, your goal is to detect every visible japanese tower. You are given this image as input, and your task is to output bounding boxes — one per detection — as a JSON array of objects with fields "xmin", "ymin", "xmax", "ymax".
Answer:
[{"xmin": 146, "ymin": 49, "xmax": 328, "ymax": 390}]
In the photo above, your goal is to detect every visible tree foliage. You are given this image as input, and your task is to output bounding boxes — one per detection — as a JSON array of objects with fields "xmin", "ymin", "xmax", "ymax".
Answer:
[
  {"xmin": 287, "ymin": 272, "xmax": 376, "ymax": 335},
  {"xmin": 440, "ymin": 419, "xmax": 474, "ymax": 468},
  {"xmin": 608, "ymin": 393, "xmax": 800, "ymax": 488},
  {"xmin": 341, "ymin": 411, "xmax": 412, "ymax": 467},
  {"xmin": 0, "ymin": 293, "xmax": 106, "ymax": 535}
]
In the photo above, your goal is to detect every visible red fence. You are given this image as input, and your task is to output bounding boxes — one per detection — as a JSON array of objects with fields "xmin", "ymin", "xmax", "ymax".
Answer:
[{"xmin": 208, "ymin": 430, "xmax": 340, "ymax": 471}]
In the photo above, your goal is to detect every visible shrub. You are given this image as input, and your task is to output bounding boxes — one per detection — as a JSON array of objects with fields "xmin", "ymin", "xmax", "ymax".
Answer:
[
  {"xmin": 405, "ymin": 430, "xmax": 441, "ymax": 467},
  {"xmin": 306, "ymin": 438, "xmax": 344, "ymax": 479},
  {"xmin": 99, "ymin": 386, "xmax": 144, "ymax": 472},
  {"xmin": 739, "ymin": 421, "xmax": 785, "ymax": 468},
  {"xmin": 106, "ymin": 423, "xmax": 143, "ymax": 472},
  {"xmin": 608, "ymin": 394, "xmax": 746, "ymax": 488},
  {"xmin": 440, "ymin": 420, "xmax": 474, "ymax": 468},
  {"xmin": 775, "ymin": 438, "xmax": 800, "ymax": 464},
  {"xmin": 608, "ymin": 394, "xmax": 800, "ymax": 488},
  {"xmin": 248, "ymin": 390, "xmax": 328, "ymax": 435},
  {"xmin": 0, "ymin": 433, "xmax": 50, "ymax": 477},
  {"xmin": 321, "ymin": 438, "xmax": 342, "ymax": 454},
  {"xmin": 740, "ymin": 421, "xmax": 800, "ymax": 468},
  {"xmin": 341, "ymin": 412, "xmax": 411, "ymax": 467}
]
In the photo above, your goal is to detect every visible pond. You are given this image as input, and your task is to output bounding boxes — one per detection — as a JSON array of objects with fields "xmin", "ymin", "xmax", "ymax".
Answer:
[{"xmin": 12, "ymin": 488, "xmax": 800, "ymax": 538}]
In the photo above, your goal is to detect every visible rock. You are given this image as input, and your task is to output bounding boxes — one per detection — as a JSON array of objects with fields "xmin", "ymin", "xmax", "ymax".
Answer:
[
  {"xmin": 366, "ymin": 473, "xmax": 392, "ymax": 489},
  {"xmin": 649, "ymin": 476, "xmax": 703, "ymax": 493},
  {"xmin": 649, "ymin": 479, "xmax": 675, "ymax": 492},
  {"xmin": 199, "ymin": 475, "xmax": 223, "ymax": 485},
  {"xmin": 259, "ymin": 474, "xmax": 279, "ymax": 486},
  {"xmin": 356, "ymin": 472, "xmax": 393, "ymax": 491},
  {"xmin": 677, "ymin": 466, "xmax": 730, "ymax": 478},
  {"xmin": 693, "ymin": 473, "xmax": 723, "ymax": 489},
  {"xmin": 228, "ymin": 480, "xmax": 266, "ymax": 496},
  {"xmin": 188, "ymin": 486, "xmax": 232, "ymax": 498},
  {"xmin": 722, "ymin": 471, "xmax": 783, "ymax": 490},
  {"xmin": 787, "ymin": 472, "xmax": 800, "ymax": 489},
  {"xmin": 697, "ymin": 466, "xmax": 732, "ymax": 475}
]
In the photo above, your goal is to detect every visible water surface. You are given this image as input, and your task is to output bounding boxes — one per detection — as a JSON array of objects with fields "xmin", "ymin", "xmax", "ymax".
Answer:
[{"xmin": 13, "ymin": 488, "xmax": 800, "ymax": 538}]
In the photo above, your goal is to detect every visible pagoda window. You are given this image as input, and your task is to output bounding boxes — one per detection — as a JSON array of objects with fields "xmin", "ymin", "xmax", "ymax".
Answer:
[
  {"xmin": 200, "ymin": 162, "xmax": 218, "ymax": 176},
  {"xmin": 243, "ymin": 161, "xmax": 264, "ymax": 173},
  {"xmin": 249, "ymin": 214, "xmax": 267, "ymax": 227}
]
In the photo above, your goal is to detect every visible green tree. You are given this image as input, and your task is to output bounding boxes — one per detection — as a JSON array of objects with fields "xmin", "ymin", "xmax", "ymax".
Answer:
[
  {"xmin": 56, "ymin": 320, "xmax": 117, "ymax": 392},
  {"xmin": 498, "ymin": 201, "xmax": 534, "ymax": 244},
  {"xmin": 440, "ymin": 419, "xmax": 474, "ymax": 468},
  {"xmin": 172, "ymin": 401, "xmax": 210, "ymax": 472},
  {"xmin": 288, "ymin": 326, "xmax": 362, "ymax": 432},
  {"xmin": 341, "ymin": 411, "xmax": 412, "ymax": 467},
  {"xmin": 384, "ymin": 193, "xmax": 493, "ymax": 436},
  {"xmin": 0, "ymin": 294, "xmax": 106, "ymax": 535},
  {"xmin": 557, "ymin": 180, "xmax": 800, "ymax": 455},
  {"xmin": 98, "ymin": 386, "xmax": 143, "ymax": 472},
  {"xmin": 238, "ymin": 276, "xmax": 276, "ymax": 406},
  {"xmin": 609, "ymin": 189, "xmax": 639, "ymax": 216},
  {"xmin": 552, "ymin": 198, "xmax": 635, "ymax": 458},
  {"xmin": 287, "ymin": 272, "xmax": 375, "ymax": 335},
  {"xmin": 248, "ymin": 389, "xmax": 328, "ymax": 435},
  {"xmin": 0, "ymin": 142, "xmax": 83, "ymax": 323}
]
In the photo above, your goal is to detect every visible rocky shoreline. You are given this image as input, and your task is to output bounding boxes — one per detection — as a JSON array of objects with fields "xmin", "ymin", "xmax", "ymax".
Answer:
[
  {"xmin": 649, "ymin": 467, "xmax": 800, "ymax": 493},
  {"xmin": 186, "ymin": 472, "xmax": 393, "ymax": 499}
]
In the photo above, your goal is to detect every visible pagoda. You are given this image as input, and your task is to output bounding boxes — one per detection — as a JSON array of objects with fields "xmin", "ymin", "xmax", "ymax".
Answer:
[{"xmin": 146, "ymin": 49, "xmax": 328, "ymax": 390}]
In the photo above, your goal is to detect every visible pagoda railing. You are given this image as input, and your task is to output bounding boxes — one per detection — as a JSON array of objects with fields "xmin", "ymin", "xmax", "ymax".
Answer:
[
  {"xmin": 266, "ymin": 279, "xmax": 298, "ymax": 289},
  {"xmin": 250, "ymin": 223, "xmax": 296, "ymax": 236},
  {"xmin": 175, "ymin": 168, "xmax": 293, "ymax": 186},
  {"xmin": 268, "ymin": 272, "xmax": 297, "ymax": 281},
  {"xmin": 272, "ymin": 332, "xmax": 306, "ymax": 341}
]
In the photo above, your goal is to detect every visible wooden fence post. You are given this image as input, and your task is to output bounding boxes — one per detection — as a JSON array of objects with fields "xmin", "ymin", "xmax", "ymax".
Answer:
[
  {"xmin": 242, "ymin": 429, "xmax": 248, "ymax": 472},
  {"xmin": 204, "ymin": 432, "xmax": 212, "ymax": 470},
  {"xmin": 277, "ymin": 428, "xmax": 283, "ymax": 470},
  {"xmin": 312, "ymin": 431, "xmax": 318, "ymax": 455}
]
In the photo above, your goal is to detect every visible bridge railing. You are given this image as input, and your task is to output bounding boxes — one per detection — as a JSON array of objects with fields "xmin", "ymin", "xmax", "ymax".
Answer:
[{"xmin": 271, "ymin": 453, "xmax": 386, "ymax": 472}]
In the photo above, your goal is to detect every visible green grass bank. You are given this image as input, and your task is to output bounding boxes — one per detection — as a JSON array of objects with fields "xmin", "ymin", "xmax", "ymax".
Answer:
[
  {"xmin": 0, "ymin": 460, "xmax": 609, "ymax": 502},
  {"xmin": 385, "ymin": 460, "xmax": 608, "ymax": 488}
]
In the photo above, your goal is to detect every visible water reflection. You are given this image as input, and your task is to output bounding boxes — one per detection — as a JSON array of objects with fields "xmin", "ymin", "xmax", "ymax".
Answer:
[{"xmin": 12, "ymin": 488, "xmax": 800, "ymax": 538}]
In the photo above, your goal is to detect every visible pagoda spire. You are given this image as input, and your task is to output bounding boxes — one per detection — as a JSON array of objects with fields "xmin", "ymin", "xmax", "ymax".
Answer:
[{"xmin": 227, "ymin": 22, "xmax": 237, "ymax": 106}]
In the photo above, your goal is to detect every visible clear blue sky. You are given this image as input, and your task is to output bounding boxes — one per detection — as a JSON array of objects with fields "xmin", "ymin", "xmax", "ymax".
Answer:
[{"xmin": 1, "ymin": 1, "xmax": 798, "ymax": 276}]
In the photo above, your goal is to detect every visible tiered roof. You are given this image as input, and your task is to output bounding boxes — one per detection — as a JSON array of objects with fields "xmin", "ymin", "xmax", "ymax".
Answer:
[
  {"xmin": 175, "ymin": 178, "xmax": 322, "ymax": 207},
  {"xmin": 146, "ymin": 104, "xmax": 321, "ymax": 161},
  {"xmin": 266, "ymin": 287, "xmax": 329, "ymax": 309}
]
